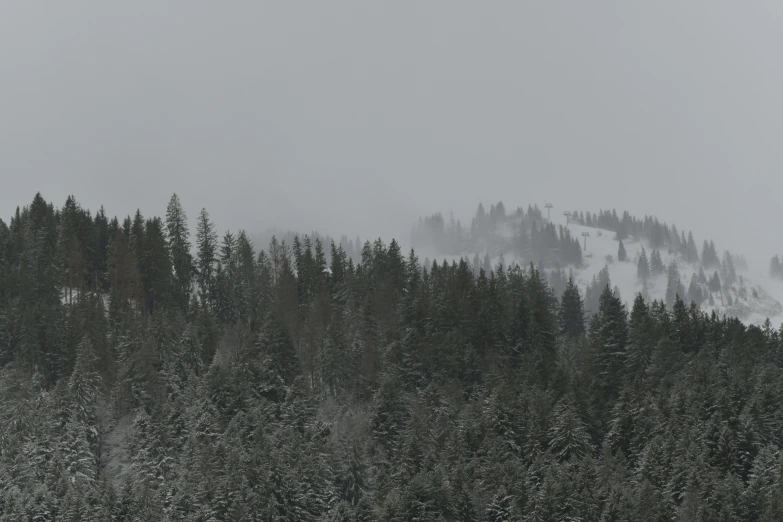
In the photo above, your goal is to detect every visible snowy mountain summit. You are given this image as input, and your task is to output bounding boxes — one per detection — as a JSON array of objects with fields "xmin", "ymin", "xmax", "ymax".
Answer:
[{"xmin": 411, "ymin": 203, "xmax": 783, "ymax": 325}]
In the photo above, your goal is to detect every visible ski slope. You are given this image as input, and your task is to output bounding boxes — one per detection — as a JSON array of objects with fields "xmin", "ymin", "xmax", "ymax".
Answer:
[
  {"xmin": 565, "ymin": 223, "xmax": 783, "ymax": 325},
  {"xmin": 414, "ymin": 219, "xmax": 783, "ymax": 326}
]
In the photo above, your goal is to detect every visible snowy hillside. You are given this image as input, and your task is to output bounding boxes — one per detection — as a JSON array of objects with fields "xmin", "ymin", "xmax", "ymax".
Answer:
[
  {"xmin": 563, "ymin": 223, "xmax": 782, "ymax": 325},
  {"xmin": 412, "ymin": 208, "xmax": 783, "ymax": 326}
]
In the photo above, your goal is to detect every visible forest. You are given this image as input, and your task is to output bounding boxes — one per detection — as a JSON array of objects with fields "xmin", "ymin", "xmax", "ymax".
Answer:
[{"xmin": 1, "ymin": 192, "xmax": 783, "ymax": 520}]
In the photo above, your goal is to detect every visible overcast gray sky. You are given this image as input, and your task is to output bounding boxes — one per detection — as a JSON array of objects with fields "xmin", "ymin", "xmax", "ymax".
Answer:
[{"xmin": 2, "ymin": 2, "xmax": 782, "ymax": 265}]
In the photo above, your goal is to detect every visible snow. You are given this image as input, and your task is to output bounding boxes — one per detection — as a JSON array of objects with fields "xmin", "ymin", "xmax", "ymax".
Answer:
[
  {"xmin": 565, "ymin": 224, "xmax": 644, "ymax": 304},
  {"xmin": 565, "ymin": 223, "xmax": 783, "ymax": 324},
  {"xmin": 415, "ymin": 218, "xmax": 783, "ymax": 326}
]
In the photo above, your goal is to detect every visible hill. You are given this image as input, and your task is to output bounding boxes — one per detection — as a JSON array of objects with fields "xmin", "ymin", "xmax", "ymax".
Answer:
[{"xmin": 411, "ymin": 203, "xmax": 783, "ymax": 325}]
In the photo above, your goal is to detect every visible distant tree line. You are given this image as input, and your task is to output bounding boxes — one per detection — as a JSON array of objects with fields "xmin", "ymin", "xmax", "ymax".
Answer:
[{"xmin": 412, "ymin": 202, "xmax": 582, "ymax": 269}]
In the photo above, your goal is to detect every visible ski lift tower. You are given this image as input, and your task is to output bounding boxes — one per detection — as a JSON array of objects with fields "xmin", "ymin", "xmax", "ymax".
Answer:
[
  {"xmin": 545, "ymin": 203, "xmax": 553, "ymax": 221},
  {"xmin": 563, "ymin": 211, "xmax": 572, "ymax": 225},
  {"xmin": 582, "ymin": 231, "xmax": 590, "ymax": 250}
]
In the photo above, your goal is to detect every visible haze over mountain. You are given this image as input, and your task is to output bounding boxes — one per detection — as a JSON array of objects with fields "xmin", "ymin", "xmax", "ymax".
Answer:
[
  {"xmin": 6, "ymin": 4, "xmax": 783, "ymax": 518},
  {"xmin": 3, "ymin": 2, "xmax": 783, "ymax": 267},
  {"xmin": 412, "ymin": 202, "xmax": 783, "ymax": 326}
]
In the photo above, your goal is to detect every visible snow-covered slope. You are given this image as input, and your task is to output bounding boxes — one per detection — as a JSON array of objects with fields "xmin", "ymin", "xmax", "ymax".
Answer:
[
  {"xmin": 564, "ymin": 223, "xmax": 782, "ymax": 324},
  {"xmin": 414, "ymin": 218, "xmax": 783, "ymax": 325}
]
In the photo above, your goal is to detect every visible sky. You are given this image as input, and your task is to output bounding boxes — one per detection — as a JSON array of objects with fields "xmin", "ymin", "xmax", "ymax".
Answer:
[{"xmin": 2, "ymin": 1, "xmax": 783, "ymax": 269}]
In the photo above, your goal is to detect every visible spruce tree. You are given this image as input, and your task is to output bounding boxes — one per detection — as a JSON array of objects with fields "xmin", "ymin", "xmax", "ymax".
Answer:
[
  {"xmin": 165, "ymin": 194, "xmax": 194, "ymax": 312},
  {"xmin": 770, "ymin": 255, "xmax": 782, "ymax": 279},
  {"xmin": 701, "ymin": 240, "xmax": 711, "ymax": 267},
  {"xmin": 722, "ymin": 252, "xmax": 737, "ymax": 286},
  {"xmin": 617, "ymin": 240, "xmax": 627, "ymax": 262},
  {"xmin": 687, "ymin": 273, "xmax": 703, "ymax": 305},
  {"xmin": 687, "ymin": 231, "xmax": 699, "ymax": 263},
  {"xmin": 592, "ymin": 285, "xmax": 628, "ymax": 399},
  {"xmin": 709, "ymin": 271, "xmax": 721, "ymax": 296},
  {"xmin": 90, "ymin": 206, "xmax": 110, "ymax": 291},
  {"xmin": 559, "ymin": 276, "xmax": 585, "ymax": 339},
  {"xmin": 626, "ymin": 293, "xmax": 653, "ymax": 380},
  {"xmin": 650, "ymin": 249, "xmax": 664, "ymax": 276},
  {"xmin": 195, "ymin": 208, "xmax": 218, "ymax": 309},
  {"xmin": 139, "ymin": 217, "xmax": 172, "ymax": 313},
  {"xmin": 550, "ymin": 399, "xmax": 591, "ymax": 461},
  {"xmin": 214, "ymin": 231, "xmax": 238, "ymax": 324},
  {"xmin": 665, "ymin": 261, "xmax": 684, "ymax": 309},
  {"xmin": 637, "ymin": 247, "xmax": 650, "ymax": 283}
]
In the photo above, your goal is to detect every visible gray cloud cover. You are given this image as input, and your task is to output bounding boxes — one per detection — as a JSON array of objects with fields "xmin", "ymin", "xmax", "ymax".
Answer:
[{"xmin": 2, "ymin": 1, "xmax": 782, "ymax": 266}]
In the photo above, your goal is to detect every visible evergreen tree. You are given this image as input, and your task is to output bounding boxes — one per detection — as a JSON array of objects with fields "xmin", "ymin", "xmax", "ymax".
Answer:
[
  {"xmin": 687, "ymin": 273, "xmax": 703, "ymax": 305},
  {"xmin": 550, "ymin": 398, "xmax": 591, "ymax": 461},
  {"xmin": 165, "ymin": 193, "xmax": 194, "ymax": 312},
  {"xmin": 650, "ymin": 249, "xmax": 664, "ymax": 276},
  {"xmin": 108, "ymin": 226, "xmax": 142, "ymax": 320},
  {"xmin": 138, "ymin": 217, "xmax": 171, "ymax": 313},
  {"xmin": 709, "ymin": 271, "xmax": 722, "ymax": 297},
  {"xmin": 665, "ymin": 261, "xmax": 684, "ymax": 309},
  {"xmin": 637, "ymin": 247, "xmax": 650, "ymax": 283},
  {"xmin": 90, "ymin": 206, "xmax": 111, "ymax": 290},
  {"xmin": 214, "ymin": 231, "xmax": 239, "ymax": 324},
  {"xmin": 625, "ymin": 293, "xmax": 653, "ymax": 380},
  {"xmin": 617, "ymin": 240, "xmax": 627, "ymax": 262},
  {"xmin": 251, "ymin": 312, "xmax": 299, "ymax": 402},
  {"xmin": 687, "ymin": 231, "xmax": 699, "ymax": 263},
  {"xmin": 559, "ymin": 276, "xmax": 585, "ymax": 339},
  {"xmin": 592, "ymin": 285, "xmax": 628, "ymax": 399},
  {"xmin": 195, "ymin": 208, "xmax": 218, "ymax": 309},
  {"xmin": 722, "ymin": 251, "xmax": 737, "ymax": 286},
  {"xmin": 770, "ymin": 255, "xmax": 782, "ymax": 279}
]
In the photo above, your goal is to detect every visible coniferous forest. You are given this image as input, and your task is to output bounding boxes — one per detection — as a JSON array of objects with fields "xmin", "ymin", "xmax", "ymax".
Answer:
[{"xmin": 2, "ymin": 192, "xmax": 783, "ymax": 521}]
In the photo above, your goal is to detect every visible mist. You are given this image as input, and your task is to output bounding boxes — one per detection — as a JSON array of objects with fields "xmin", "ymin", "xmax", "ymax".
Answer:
[{"xmin": 2, "ymin": 1, "xmax": 783, "ymax": 268}]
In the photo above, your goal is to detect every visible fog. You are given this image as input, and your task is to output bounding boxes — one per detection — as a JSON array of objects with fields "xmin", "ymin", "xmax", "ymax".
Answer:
[{"xmin": 2, "ymin": 2, "xmax": 783, "ymax": 268}]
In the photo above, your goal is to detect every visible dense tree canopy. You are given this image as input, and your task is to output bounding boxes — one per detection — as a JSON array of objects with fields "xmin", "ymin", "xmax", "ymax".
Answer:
[{"xmin": 0, "ymin": 193, "xmax": 782, "ymax": 520}]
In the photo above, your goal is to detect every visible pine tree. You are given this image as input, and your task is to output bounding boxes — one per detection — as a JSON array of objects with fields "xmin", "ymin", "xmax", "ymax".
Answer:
[
  {"xmin": 195, "ymin": 208, "xmax": 218, "ymax": 309},
  {"xmin": 650, "ymin": 249, "xmax": 664, "ymax": 276},
  {"xmin": 165, "ymin": 194, "xmax": 194, "ymax": 312},
  {"xmin": 214, "ymin": 231, "xmax": 239, "ymax": 324},
  {"xmin": 625, "ymin": 293, "xmax": 653, "ymax": 380},
  {"xmin": 687, "ymin": 273, "xmax": 703, "ymax": 305},
  {"xmin": 770, "ymin": 255, "xmax": 782, "ymax": 279},
  {"xmin": 592, "ymin": 285, "xmax": 628, "ymax": 399},
  {"xmin": 250, "ymin": 312, "xmax": 299, "ymax": 402},
  {"xmin": 559, "ymin": 276, "xmax": 585, "ymax": 339},
  {"xmin": 139, "ymin": 217, "xmax": 172, "ymax": 313},
  {"xmin": 722, "ymin": 251, "xmax": 737, "ymax": 286},
  {"xmin": 709, "ymin": 271, "xmax": 721, "ymax": 297},
  {"xmin": 687, "ymin": 231, "xmax": 699, "ymax": 263},
  {"xmin": 108, "ymin": 226, "xmax": 143, "ymax": 320},
  {"xmin": 527, "ymin": 265, "xmax": 558, "ymax": 384},
  {"xmin": 69, "ymin": 339, "xmax": 101, "ymax": 426},
  {"xmin": 665, "ymin": 261, "xmax": 684, "ymax": 309},
  {"xmin": 617, "ymin": 240, "xmax": 627, "ymax": 262},
  {"xmin": 550, "ymin": 399, "xmax": 591, "ymax": 461},
  {"xmin": 485, "ymin": 488, "xmax": 514, "ymax": 521},
  {"xmin": 637, "ymin": 247, "xmax": 650, "ymax": 283}
]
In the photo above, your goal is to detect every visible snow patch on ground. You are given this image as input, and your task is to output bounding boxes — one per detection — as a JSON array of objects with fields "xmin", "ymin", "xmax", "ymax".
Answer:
[{"xmin": 566, "ymin": 223, "xmax": 783, "ymax": 323}]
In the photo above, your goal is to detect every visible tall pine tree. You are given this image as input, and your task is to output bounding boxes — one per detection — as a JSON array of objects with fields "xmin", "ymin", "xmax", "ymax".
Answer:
[{"xmin": 165, "ymin": 194, "xmax": 194, "ymax": 312}]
